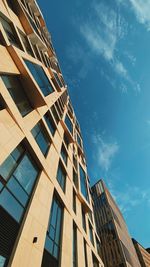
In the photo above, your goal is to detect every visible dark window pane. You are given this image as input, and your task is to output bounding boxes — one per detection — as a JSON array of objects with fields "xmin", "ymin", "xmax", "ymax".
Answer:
[
  {"xmin": 89, "ymin": 222, "xmax": 94, "ymax": 246},
  {"xmin": 0, "ymin": 188, "xmax": 23, "ymax": 222},
  {"xmin": 0, "ymin": 255, "xmax": 6, "ymax": 267},
  {"xmin": 19, "ymin": 31, "xmax": 33, "ymax": 56},
  {"xmin": 56, "ymin": 163, "xmax": 66, "ymax": 192},
  {"xmin": 2, "ymin": 75, "xmax": 32, "ymax": 117},
  {"xmin": 31, "ymin": 122, "xmax": 50, "ymax": 156},
  {"xmin": 24, "ymin": 60, "xmax": 54, "ymax": 96},
  {"xmin": 0, "ymin": 17, "xmax": 20, "ymax": 48},
  {"xmin": 65, "ymin": 114, "xmax": 73, "ymax": 134},
  {"xmin": 73, "ymin": 223, "xmax": 78, "ymax": 267},
  {"xmin": 7, "ymin": 177, "xmax": 28, "ymax": 206},
  {"xmin": 61, "ymin": 144, "xmax": 67, "ymax": 165},
  {"xmin": 44, "ymin": 112, "xmax": 56, "ymax": 136},
  {"xmin": 0, "ymin": 155, "xmax": 17, "ymax": 181},
  {"xmin": 79, "ymin": 165, "xmax": 89, "ymax": 202}
]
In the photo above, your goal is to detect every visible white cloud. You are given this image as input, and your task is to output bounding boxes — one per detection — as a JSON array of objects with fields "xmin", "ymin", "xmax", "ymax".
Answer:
[
  {"xmin": 129, "ymin": 0, "xmax": 150, "ymax": 30},
  {"xmin": 93, "ymin": 135, "xmax": 119, "ymax": 172}
]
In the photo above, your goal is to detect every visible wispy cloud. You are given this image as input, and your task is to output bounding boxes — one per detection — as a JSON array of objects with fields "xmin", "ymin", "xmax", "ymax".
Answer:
[
  {"xmin": 93, "ymin": 134, "xmax": 119, "ymax": 172},
  {"xmin": 129, "ymin": 0, "xmax": 150, "ymax": 31}
]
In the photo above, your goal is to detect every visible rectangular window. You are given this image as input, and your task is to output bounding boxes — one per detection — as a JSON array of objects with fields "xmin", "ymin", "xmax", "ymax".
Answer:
[
  {"xmin": 89, "ymin": 222, "xmax": 94, "ymax": 246},
  {"xmin": 73, "ymin": 189, "xmax": 76, "ymax": 214},
  {"xmin": 0, "ymin": 144, "xmax": 39, "ymax": 223},
  {"xmin": 84, "ymin": 239, "xmax": 88, "ymax": 267},
  {"xmin": 42, "ymin": 196, "xmax": 63, "ymax": 266},
  {"xmin": 82, "ymin": 206, "xmax": 86, "ymax": 232},
  {"xmin": 24, "ymin": 60, "xmax": 54, "ymax": 96},
  {"xmin": 73, "ymin": 223, "xmax": 78, "ymax": 267},
  {"xmin": 44, "ymin": 112, "xmax": 56, "ymax": 136},
  {"xmin": 92, "ymin": 253, "xmax": 99, "ymax": 267},
  {"xmin": 19, "ymin": 31, "xmax": 33, "ymax": 56},
  {"xmin": 51, "ymin": 105, "xmax": 59, "ymax": 124},
  {"xmin": 56, "ymin": 162, "xmax": 66, "ymax": 192},
  {"xmin": 79, "ymin": 165, "xmax": 89, "ymax": 202},
  {"xmin": 77, "ymin": 134, "xmax": 82, "ymax": 148},
  {"xmin": 61, "ymin": 144, "xmax": 67, "ymax": 165},
  {"xmin": 65, "ymin": 114, "xmax": 73, "ymax": 134},
  {"xmin": 53, "ymin": 72, "xmax": 62, "ymax": 88},
  {"xmin": 31, "ymin": 121, "xmax": 50, "ymax": 156},
  {"xmin": 0, "ymin": 17, "xmax": 20, "ymax": 48},
  {"xmin": 2, "ymin": 75, "xmax": 32, "ymax": 117},
  {"xmin": 64, "ymin": 133, "xmax": 69, "ymax": 148},
  {"xmin": 73, "ymin": 170, "xmax": 78, "ymax": 189}
]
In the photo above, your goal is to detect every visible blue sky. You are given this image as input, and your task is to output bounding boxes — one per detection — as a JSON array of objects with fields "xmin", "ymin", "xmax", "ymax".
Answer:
[{"xmin": 37, "ymin": 0, "xmax": 150, "ymax": 247}]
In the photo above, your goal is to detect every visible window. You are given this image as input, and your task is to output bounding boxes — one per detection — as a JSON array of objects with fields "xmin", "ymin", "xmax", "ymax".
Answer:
[
  {"xmin": 73, "ymin": 223, "xmax": 78, "ymax": 267},
  {"xmin": 92, "ymin": 253, "xmax": 99, "ymax": 267},
  {"xmin": 2, "ymin": 75, "xmax": 32, "ymax": 117},
  {"xmin": 73, "ymin": 170, "xmax": 78, "ymax": 189},
  {"xmin": 51, "ymin": 105, "xmax": 59, "ymax": 124},
  {"xmin": 73, "ymin": 155, "xmax": 77, "ymax": 171},
  {"xmin": 61, "ymin": 144, "xmax": 67, "ymax": 165},
  {"xmin": 0, "ymin": 144, "xmax": 39, "ymax": 222},
  {"xmin": 77, "ymin": 134, "xmax": 82, "ymax": 148},
  {"xmin": 44, "ymin": 112, "xmax": 56, "ymax": 136},
  {"xmin": 42, "ymin": 196, "xmax": 63, "ymax": 267},
  {"xmin": 0, "ymin": 17, "xmax": 20, "ymax": 47},
  {"xmin": 0, "ymin": 94, "xmax": 5, "ymax": 110},
  {"xmin": 31, "ymin": 121, "xmax": 50, "ymax": 156},
  {"xmin": 82, "ymin": 206, "xmax": 86, "ymax": 232},
  {"xmin": 96, "ymin": 237, "xmax": 101, "ymax": 256},
  {"xmin": 53, "ymin": 72, "xmax": 62, "ymax": 88},
  {"xmin": 65, "ymin": 114, "xmax": 73, "ymax": 134},
  {"xmin": 84, "ymin": 239, "xmax": 88, "ymax": 267},
  {"xmin": 19, "ymin": 31, "xmax": 33, "ymax": 56},
  {"xmin": 24, "ymin": 60, "xmax": 54, "ymax": 96},
  {"xmin": 73, "ymin": 189, "xmax": 76, "ymax": 213},
  {"xmin": 89, "ymin": 222, "xmax": 94, "ymax": 246},
  {"xmin": 79, "ymin": 165, "xmax": 89, "ymax": 202},
  {"xmin": 64, "ymin": 133, "xmax": 69, "ymax": 148},
  {"xmin": 56, "ymin": 162, "xmax": 66, "ymax": 192}
]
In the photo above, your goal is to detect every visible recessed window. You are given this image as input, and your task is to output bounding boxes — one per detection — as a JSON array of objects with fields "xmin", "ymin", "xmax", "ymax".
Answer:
[
  {"xmin": 31, "ymin": 121, "xmax": 50, "ymax": 156},
  {"xmin": 51, "ymin": 105, "xmax": 60, "ymax": 124},
  {"xmin": 73, "ymin": 170, "xmax": 78, "ymax": 189},
  {"xmin": 53, "ymin": 72, "xmax": 62, "ymax": 88},
  {"xmin": 42, "ymin": 196, "xmax": 63, "ymax": 266},
  {"xmin": 0, "ymin": 17, "xmax": 20, "ymax": 48},
  {"xmin": 64, "ymin": 133, "xmax": 69, "ymax": 148},
  {"xmin": 56, "ymin": 162, "xmax": 66, "ymax": 192},
  {"xmin": 84, "ymin": 239, "xmax": 88, "ymax": 267},
  {"xmin": 61, "ymin": 144, "xmax": 67, "ymax": 165},
  {"xmin": 73, "ymin": 222, "xmax": 78, "ymax": 267},
  {"xmin": 77, "ymin": 134, "xmax": 82, "ymax": 148},
  {"xmin": 0, "ymin": 144, "xmax": 39, "ymax": 222},
  {"xmin": 44, "ymin": 112, "xmax": 56, "ymax": 136},
  {"xmin": 82, "ymin": 206, "xmax": 86, "ymax": 232},
  {"xmin": 73, "ymin": 189, "xmax": 76, "ymax": 214},
  {"xmin": 89, "ymin": 222, "xmax": 94, "ymax": 246},
  {"xmin": 65, "ymin": 114, "xmax": 73, "ymax": 135},
  {"xmin": 24, "ymin": 60, "xmax": 54, "ymax": 96},
  {"xmin": 79, "ymin": 165, "xmax": 89, "ymax": 202},
  {"xmin": 19, "ymin": 31, "xmax": 33, "ymax": 56},
  {"xmin": 92, "ymin": 253, "xmax": 99, "ymax": 267},
  {"xmin": 2, "ymin": 75, "xmax": 32, "ymax": 117}
]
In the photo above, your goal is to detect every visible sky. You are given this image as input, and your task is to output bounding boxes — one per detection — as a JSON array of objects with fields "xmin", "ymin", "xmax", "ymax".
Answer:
[{"xmin": 37, "ymin": 0, "xmax": 150, "ymax": 248}]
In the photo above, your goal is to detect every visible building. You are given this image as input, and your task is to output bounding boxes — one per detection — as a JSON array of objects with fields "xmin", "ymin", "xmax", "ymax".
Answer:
[
  {"xmin": 0, "ymin": 1, "xmax": 104, "ymax": 267},
  {"xmin": 132, "ymin": 239, "xmax": 150, "ymax": 267},
  {"xmin": 91, "ymin": 180, "xmax": 141, "ymax": 267}
]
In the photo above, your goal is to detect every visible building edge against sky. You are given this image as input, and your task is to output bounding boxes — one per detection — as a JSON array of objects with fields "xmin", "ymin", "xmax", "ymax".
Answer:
[
  {"xmin": 132, "ymin": 238, "xmax": 150, "ymax": 267},
  {"xmin": 0, "ymin": 0, "xmax": 104, "ymax": 267},
  {"xmin": 91, "ymin": 180, "xmax": 141, "ymax": 267}
]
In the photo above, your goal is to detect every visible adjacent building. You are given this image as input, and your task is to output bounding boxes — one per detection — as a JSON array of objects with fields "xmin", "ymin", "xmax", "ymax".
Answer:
[
  {"xmin": 132, "ymin": 239, "xmax": 150, "ymax": 267},
  {"xmin": 0, "ymin": 1, "xmax": 104, "ymax": 267},
  {"xmin": 91, "ymin": 180, "xmax": 141, "ymax": 267}
]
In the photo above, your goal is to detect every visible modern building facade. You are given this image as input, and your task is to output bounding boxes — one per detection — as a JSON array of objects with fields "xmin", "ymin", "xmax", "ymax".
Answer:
[
  {"xmin": 0, "ymin": 1, "xmax": 104, "ymax": 267},
  {"xmin": 91, "ymin": 180, "xmax": 141, "ymax": 267},
  {"xmin": 132, "ymin": 239, "xmax": 150, "ymax": 267}
]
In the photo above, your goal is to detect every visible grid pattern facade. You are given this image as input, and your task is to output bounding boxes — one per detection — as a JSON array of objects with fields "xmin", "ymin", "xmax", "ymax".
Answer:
[
  {"xmin": 0, "ymin": 1, "xmax": 104, "ymax": 267},
  {"xmin": 91, "ymin": 180, "xmax": 141, "ymax": 267}
]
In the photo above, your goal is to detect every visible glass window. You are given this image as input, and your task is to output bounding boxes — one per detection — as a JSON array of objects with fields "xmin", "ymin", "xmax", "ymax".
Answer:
[
  {"xmin": 0, "ymin": 255, "xmax": 6, "ymax": 267},
  {"xmin": 53, "ymin": 72, "xmax": 62, "ymax": 88},
  {"xmin": 24, "ymin": 60, "xmax": 54, "ymax": 96},
  {"xmin": 19, "ymin": 31, "xmax": 33, "ymax": 56},
  {"xmin": 79, "ymin": 165, "xmax": 89, "ymax": 202},
  {"xmin": 56, "ymin": 162, "xmax": 66, "ymax": 192},
  {"xmin": 73, "ymin": 223, "xmax": 78, "ymax": 267},
  {"xmin": 51, "ymin": 105, "xmax": 59, "ymax": 124},
  {"xmin": 44, "ymin": 196, "xmax": 63, "ymax": 261},
  {"xmin": 0, "ymin": 17, "xmax": 20, "ymax": 48},
  {"xmin": 44, "ymin": 112, "xmax": 56, "ymax": 136},
  {"xmin": 92, "ymin": 253, "xmax": 99, "ymax": 267},
  {"xmin": 73, "ymin": 170, "xmax": 78, "ymax": 189},
  {"xmin": 64, "ymin": 133, "xmax": 69, "ymax": 148},
  {"xmin": 82, "ymin": 206, "xmax": 86, "ymax": 232},
  {"xmin": 73, "ymin": 189, "xmax": 76, "ymax": 214},
  {"xmin": 31, "ymin": 121, "xmax": 50, "ymax": 156},
  {"xmin": 61, "ymin": 144, "xmax": 67, "ymax": 165},
  {"xmin": 84, "ymin": 239, "xmax": 88, "ymax": 267},
  {"xmin": 2, "ymin": 75, "xmax": 32, "ymax": 117},
  {"xmin": 65, "ymin": 114, "xmax": 73, "ymax": 134},
  {"xmin": 89, "ymin": 222, "xmax": 94, "ymax": 246},
  {"xmin": 0, "ymin": 144, "xmax": 39, "ymax": 223},
  {"xmin": 77, "ymin": 134, "xmax": 82, "ymax": 148}
]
